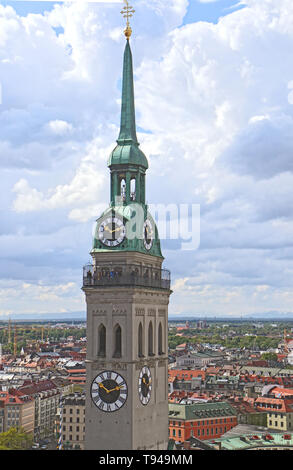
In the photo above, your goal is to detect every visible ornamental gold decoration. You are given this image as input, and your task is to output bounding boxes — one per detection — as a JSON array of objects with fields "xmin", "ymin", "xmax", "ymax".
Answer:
[{"xmin": 121, "ymin": 0, "xmax": 135, "ymax": 39}]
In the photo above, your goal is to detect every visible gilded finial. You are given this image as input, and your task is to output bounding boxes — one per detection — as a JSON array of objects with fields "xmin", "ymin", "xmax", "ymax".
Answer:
[{"xmin": 120, "ymin": 0, "xmax": 135, "ymax": 39}]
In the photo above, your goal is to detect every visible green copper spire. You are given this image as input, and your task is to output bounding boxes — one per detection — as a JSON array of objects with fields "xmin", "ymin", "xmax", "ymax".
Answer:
[
  {"xmin": 108, "ymin": 40, "xmax": 148, "ymax": 169},
  {"xmin": 117, "ymin": 40, "xmax": 138, "ymax": 145}
]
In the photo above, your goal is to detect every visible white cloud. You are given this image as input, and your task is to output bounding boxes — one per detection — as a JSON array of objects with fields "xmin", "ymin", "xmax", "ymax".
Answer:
[
  {"xmin": 46, "ymin": 120, "xmax": 73, "ymax": 135},
  {"xmin": 1, "ymin": 0, "xmax": 293, "ymax": 317},
  {"xmin": 0, "ymin": 279, "xmax": 84, "ymax": 316},
  {"xmin": 12, "ymin": 138, "xmax": 109, "ymax": 215}
]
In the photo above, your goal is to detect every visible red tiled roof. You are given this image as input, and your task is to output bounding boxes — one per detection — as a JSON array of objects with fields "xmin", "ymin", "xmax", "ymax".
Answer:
[
  {"xmin": 17, "ymin": 379, "xmax": 58, "ymax": 396},
  {"xmin": 0, "ymin": 391, "xmax": 33, "ymax": 405},
  {"xmin": 67, "ymin": 376, "xmax": 86, "ymax": 384},
  {"xmin": 255, "ymin": 396, "xmax": 293, "ymax": 413},
  {"xmin": 168, "ymin": 369, "xmax": 206, "ymax": 380},
  {"xmin": 65, "ymin": 368, "xmax": 86, "ymax": 374},
  {"xmin": 240, "ymin": 374, "xmax": 289, "ymax": 385},
  {"xmin": 270, "ymin": 387, "xmax": 293, "ymax": 397}
]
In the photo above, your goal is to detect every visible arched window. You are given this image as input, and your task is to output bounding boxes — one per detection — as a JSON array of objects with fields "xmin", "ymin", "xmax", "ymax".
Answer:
[
  {"xmin": 148, "ymin": 322, "xmax": 154, "ymax": 356},
  {"xmin": 98, "ymin": 324, "xmax": 106, "ymax": 357},
  {"xmin": 130, "ymin": 178, "xmax": 136, "ymax": 201},
  {"xmin": 158, "ymin": 322, "xmax": 163, "ymax": 355},
  {"xmin": 120, "ymin": 178, "xmax": 126, "ymax": 201},
  {"xmin": 138, "ymin": 322, "xmax": 143, "ymax": 358},
  {"xmin": 113, "ymin": 324, "xmax": 122, "ymax": 358}
]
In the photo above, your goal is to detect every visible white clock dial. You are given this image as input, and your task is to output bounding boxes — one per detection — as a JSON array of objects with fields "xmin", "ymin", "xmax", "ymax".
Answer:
[
  {"xmin": 91, "ymin": 371, "xmax": 128, "ymax": 412},
  {"xmin": 98, "ymin": 216, "xmax": 126, "ymax": 247},
  {"xmin": 138, "ymin": 366, "xmax": 152, "ymax": 406},
  {"xmin": 143, "ymin": 219, "xmax": 153, "ymax": 251}
]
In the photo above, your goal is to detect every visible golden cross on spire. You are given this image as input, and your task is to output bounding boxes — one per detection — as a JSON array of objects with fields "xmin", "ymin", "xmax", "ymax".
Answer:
[{"xmin": 121, "ymin": 0, "xmax": 135, "ymax": 39}]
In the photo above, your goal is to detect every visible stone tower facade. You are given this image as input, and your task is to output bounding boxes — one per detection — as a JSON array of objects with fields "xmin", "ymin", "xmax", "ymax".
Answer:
[{"xmin": 83, "ymin": 36, "xmax": 171, "ymax": 451}]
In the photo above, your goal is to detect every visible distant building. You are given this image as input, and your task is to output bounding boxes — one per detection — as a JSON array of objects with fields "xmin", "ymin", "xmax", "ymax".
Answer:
[
  {"xmin": 168, "ymin": 402, "xmax": 237, "ymax": 442},
  {"xmin": 227, "ymin": 397, "xmax": 267, "ymax": 427},
  {"xmin": 256, "ymin": 386, "xmax": 293, "ymax": 431},
  {"xmin": 207, "ymin": 429, "xmax": 293, "ymax": 450},
  {"xmin": 205, "ymin": 374, "xmax": 239, "ymax": 392},
  {"xmin": 0, "ymin": 390, "xmax": 35, "ymax": 434},
  {"xmin": 56, "ymin": 393, "xmax": 85, "ymax": 450},
  {"xmin": 175, "ymin": 343, "xmax": 188, "ymax": 352},
  {"xmin": 65, "ymin": 367, "xmax": 86, "ymax": 386},
  {"xmin": 168, "ymin": 369, "xmax": 205, "ymax": 393},
  {"xmin": 176, "ymin": 351, "xmax": 224, "ymax": 368},
  {"xmin": 16, "ymin": 379, "xmax": 60, "ymax": 439},
  {"xmin": 240, "ymin": 366, "xmax": 293, "ymax": 378}
]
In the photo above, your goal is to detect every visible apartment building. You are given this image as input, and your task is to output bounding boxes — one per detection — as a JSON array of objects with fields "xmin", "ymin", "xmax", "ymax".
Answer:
[
  {"xmin": 0, "ymin": 391, "xmax": 35, "ymax": 434},
  {"xmin": 16, "ymin": 380, "xmax": 60, "ymax": 439},
  {"xmin": 169, "ymin": 402, "xmax": 237, "ymax": 443},
  {"xmin": 255, "ymin": 386, "xmax": 293, "ymax": 431},
  {"xmin": 56, "ymin": 393, "xmax": 85, "ymax": 450}
]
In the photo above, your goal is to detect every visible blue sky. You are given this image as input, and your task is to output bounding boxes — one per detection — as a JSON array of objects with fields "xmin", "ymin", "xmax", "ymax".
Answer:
[
  {"xmin": 2, "ymin": 0, "xmax": 245, "ymax": 23},
  {"xmin": 1, "ymin": 0, "xmax": 293, "ymax": 319},
  {"xmin": 184, "ymin": 0, "xmax": 245, "ymax": 24},
  {"xmin": 2, "ymin": 1, "xmax": 59, "ymax": 15}
]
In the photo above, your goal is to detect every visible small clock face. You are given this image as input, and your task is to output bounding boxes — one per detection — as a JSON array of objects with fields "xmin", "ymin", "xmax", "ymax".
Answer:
[
  {"xmin": 143, "ymin": 219, "xmax": 154, "ymax": 251},
  {"xmin": 98, "ymin": 216, "xmax": 126, "ymax": 247},
  {"xmin": 91, "ymin": 371, "xmax": 128, "ymax": 412},
  {"xmin": 138, "ymin": 366, "xmax": 152, "ymax": 405}
]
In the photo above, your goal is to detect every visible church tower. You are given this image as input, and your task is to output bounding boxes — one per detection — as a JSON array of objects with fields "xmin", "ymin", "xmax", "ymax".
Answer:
[{"xmin": 83, "ymin": 5, "xmax": 171, "ymax": 450}]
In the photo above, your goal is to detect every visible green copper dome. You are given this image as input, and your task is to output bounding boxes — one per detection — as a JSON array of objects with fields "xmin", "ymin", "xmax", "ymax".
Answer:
[{"xmin": 109, "ymin": 143, "xmax": 148, "ymax": 168}]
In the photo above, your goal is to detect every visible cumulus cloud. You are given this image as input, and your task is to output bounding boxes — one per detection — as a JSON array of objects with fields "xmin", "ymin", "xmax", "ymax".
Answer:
[
  {"xmin": 0, "ymin": 279, "xmax": 84, "ymax": 316},
  {"xmin": 1, "ymin": 0, "xmax": 293, "ymax": 317},
  {"xmin": 12, "ymin": 138, "xmax": 109, "ymax": 214},
  {"xmin": 46, "ymin": 120, "xmax": 73, "ymax": 136},
  {"xmin": 222, "ymin": 115, "xmax": 293, "ymax": 179}
]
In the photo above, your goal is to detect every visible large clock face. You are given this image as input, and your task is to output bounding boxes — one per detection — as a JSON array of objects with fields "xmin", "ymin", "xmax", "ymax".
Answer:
[
  {"xmin": 91, "ymin": 371, "xmax": 128, "ymax": 412},
  {"xmin": 98, "ymin": 216, "xmax": 126, "ymax": 247},
  {"xmin": 138, "ymin": 366, "xmax": 152, "ymax": 405},
  {"xmin": 143, "ymin": 219, "xmax": 154, "ymax": 251}
]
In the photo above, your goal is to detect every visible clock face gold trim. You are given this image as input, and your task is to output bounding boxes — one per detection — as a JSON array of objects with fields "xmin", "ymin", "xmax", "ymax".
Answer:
[
  {"xmin": 138, "ymin": 366, "xmax": 152, "ymax": 406},
  {"xmin": 143, "ymin": 219, "xmax": 153, "ymax": 251},
  {"xmin": 98, "ymin": 216, "xmax": 126, "ymax": 248},
  {"xmin": 91, "ymin": 371, "xmax": 128, "ymax": 412}
]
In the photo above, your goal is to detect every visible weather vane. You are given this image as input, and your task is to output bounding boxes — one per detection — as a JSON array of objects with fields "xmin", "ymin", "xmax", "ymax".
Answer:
[{"xmin": 121, "ymin": 0, "xmax": 135, "ymax": 39}]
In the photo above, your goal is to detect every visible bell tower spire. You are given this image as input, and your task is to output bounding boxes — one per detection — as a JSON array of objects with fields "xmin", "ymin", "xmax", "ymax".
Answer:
[
  {"xmin": 108, "ymin": 1, "xmax": 148, "ymax": 207},
  {"xmin": 93, "ymin": 2, "xmax": 162, "ymax": 257},
  {"xmin": 118, "ymin": 1, "xmax": 137, "ymax": 145},
  {"xmin": 117, "ymin": 40, "xmax": 138, "ymax": 146}
]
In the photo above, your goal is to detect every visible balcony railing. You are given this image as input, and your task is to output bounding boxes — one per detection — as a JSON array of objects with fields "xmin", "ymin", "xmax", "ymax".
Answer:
[{"xmin": 83, "ymin": 263, "xmax": 171, "ymax": 290}]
